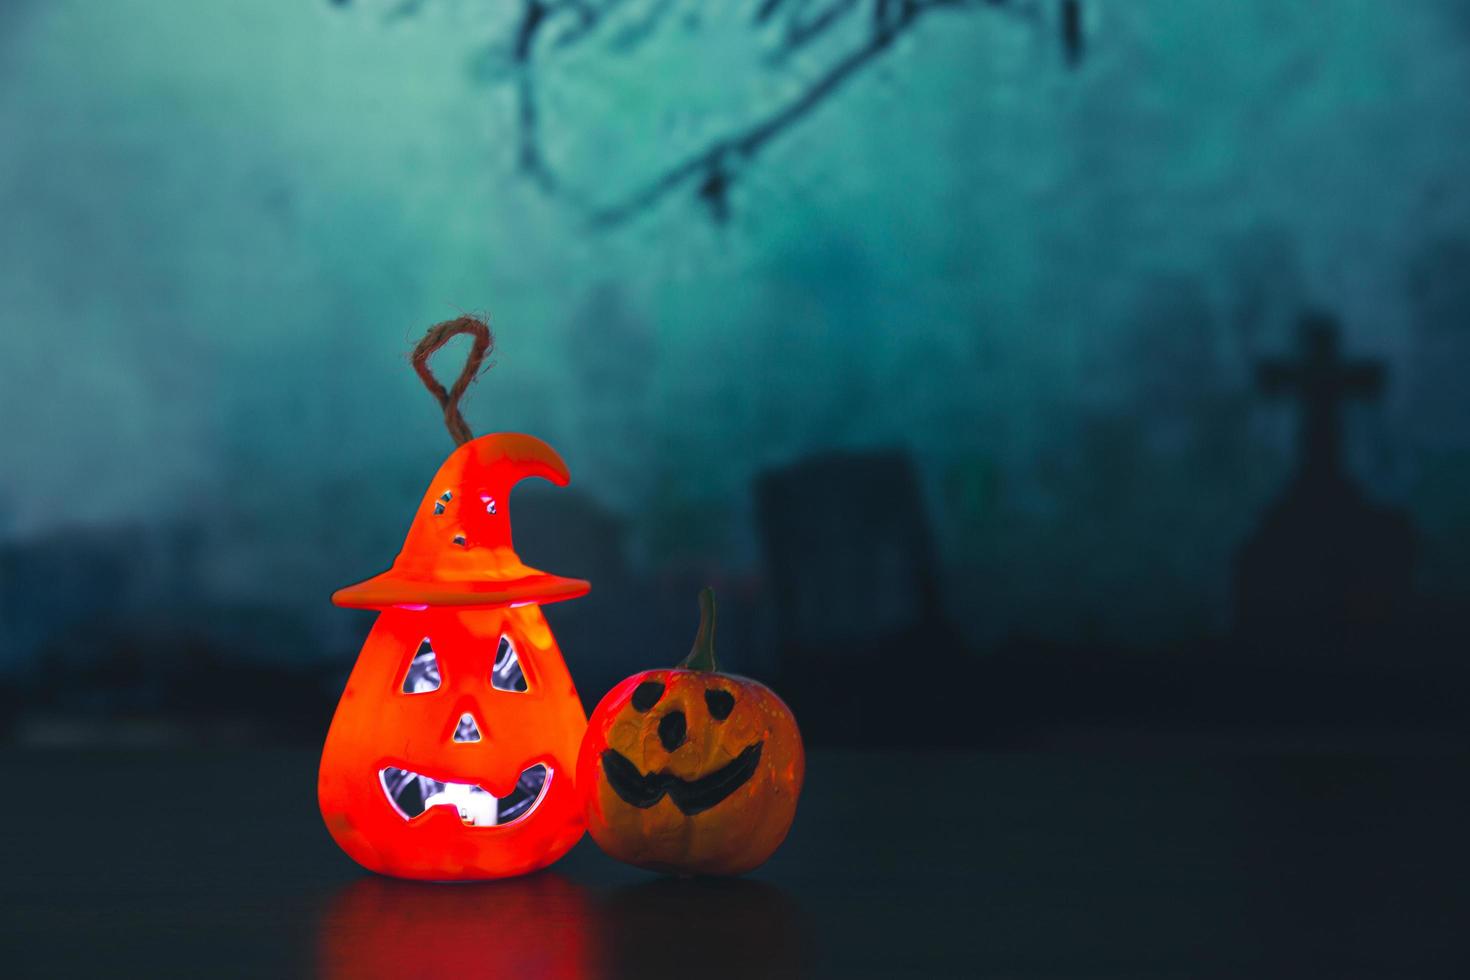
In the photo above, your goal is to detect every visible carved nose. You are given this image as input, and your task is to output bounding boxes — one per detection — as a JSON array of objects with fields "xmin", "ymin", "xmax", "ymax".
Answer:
[{"xmin": 658, "ymin": 710, "xmax": 686, "ymax": 752}]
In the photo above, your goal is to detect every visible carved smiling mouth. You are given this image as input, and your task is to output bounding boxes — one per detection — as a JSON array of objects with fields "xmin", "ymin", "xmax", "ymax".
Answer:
[
  {"xmin": 601, "ymin": 742, "xmax": 763, "ymax": 816},
  {"xmin": 379, "ymin": 763, "xmax": 550, "ymax": 827}
]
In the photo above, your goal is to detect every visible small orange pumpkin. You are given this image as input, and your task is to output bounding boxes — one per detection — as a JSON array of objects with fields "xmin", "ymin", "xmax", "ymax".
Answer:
[{"xmin": 578, "ymin": 588, "xmax": 804, "ymax": 875}]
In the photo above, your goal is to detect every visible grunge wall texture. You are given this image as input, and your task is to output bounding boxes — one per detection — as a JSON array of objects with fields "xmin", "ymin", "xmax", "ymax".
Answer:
[{"xmin": 3, "ymin": 1, "xmax": 1469, "ymax": 680}]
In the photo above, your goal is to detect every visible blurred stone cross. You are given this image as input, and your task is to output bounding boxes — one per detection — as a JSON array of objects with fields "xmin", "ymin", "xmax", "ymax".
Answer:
[
  {"xmin": 1256, "ymin": 312, "xmax": 1385, "ymax": 487},
  {"xmin": 1234, "ymin": 312, "xmax": 1410, "ymax": 654}
]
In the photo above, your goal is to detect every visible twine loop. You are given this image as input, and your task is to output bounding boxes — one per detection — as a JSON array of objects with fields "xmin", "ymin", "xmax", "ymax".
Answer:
[{"xmin": 411, "ymin": 315, "xmax": 493, "ymax": 445}]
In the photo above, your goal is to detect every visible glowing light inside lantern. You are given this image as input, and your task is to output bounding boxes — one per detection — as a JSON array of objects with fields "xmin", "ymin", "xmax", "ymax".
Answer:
[{"xmin": 378, "ymin": 764, "xmax": 551, "ymax": 827}]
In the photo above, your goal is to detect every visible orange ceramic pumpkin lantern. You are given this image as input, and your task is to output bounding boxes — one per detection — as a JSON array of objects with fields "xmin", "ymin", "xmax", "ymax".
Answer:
[
  {"xmin": 319, "ymin": 318, "xmax": 590, "ymax": 880},
  {"xmin": 579, "ymin": 589, "xmax": 804, "ymax": 876}
]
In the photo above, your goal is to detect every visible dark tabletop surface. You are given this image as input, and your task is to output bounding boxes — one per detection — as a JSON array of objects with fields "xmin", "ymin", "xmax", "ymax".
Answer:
[{"xmin": 1, "ymin": 740, "xmax": 1466, "ymax": 978}]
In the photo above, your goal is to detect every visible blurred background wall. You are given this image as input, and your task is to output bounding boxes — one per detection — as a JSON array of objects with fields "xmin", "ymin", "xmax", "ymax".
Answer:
[{"xmin": 2, "ymin": 0, "xmax": 1468, "ymax": 744}]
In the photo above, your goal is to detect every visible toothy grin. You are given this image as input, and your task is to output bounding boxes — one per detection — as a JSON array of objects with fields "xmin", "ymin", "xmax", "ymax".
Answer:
[{"xmin": 379, "ymin": 763, "xmax": 550, "ymax": 827}]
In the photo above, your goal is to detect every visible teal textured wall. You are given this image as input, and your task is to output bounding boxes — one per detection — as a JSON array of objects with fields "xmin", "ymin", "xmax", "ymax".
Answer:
[{"xmin": 3, "ymin": 1, "xmax": 1469, "ymax": 655}]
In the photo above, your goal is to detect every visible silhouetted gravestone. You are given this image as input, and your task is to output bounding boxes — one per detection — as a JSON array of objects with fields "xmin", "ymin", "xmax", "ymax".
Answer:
[
  {"xmin": 1234, "ymin": 313, "xmax": 1413, "ymax": 654},
  {"xmin": 756, "ymin": 449, "xmax": 956, "ymax": 743}
]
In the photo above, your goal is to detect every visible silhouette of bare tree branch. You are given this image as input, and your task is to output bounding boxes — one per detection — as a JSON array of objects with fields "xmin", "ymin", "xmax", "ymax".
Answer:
[{"xmin": 334, "ymin": 0, "xmax": 1068, "ymax": 226}]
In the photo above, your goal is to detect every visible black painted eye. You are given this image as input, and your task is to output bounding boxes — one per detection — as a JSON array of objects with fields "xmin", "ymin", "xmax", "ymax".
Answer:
[
  {"xmin": 704, "ymin": 689, "xmax": 735, "ymax": 721},
  {"xmin": 631, "ymin": 681, "xmax": 665, "ymax": 712}
]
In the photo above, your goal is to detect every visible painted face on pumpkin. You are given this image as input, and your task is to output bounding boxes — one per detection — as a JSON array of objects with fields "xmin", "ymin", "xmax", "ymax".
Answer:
[
  {"xmin": 598, "ymin": 672, "xmax": 766, "ymax": 816},
  {"xmin": 578, "ymin": 590, "xmax": 804, "ymax": 876}
]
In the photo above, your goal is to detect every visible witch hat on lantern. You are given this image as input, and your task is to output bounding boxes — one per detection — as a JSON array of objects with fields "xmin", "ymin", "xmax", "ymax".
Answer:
[
  {"xmin": 319, "ymin": 316, "xmax": 592, "ymax": 881},
  {"xmin": 331, "ymin": 431, "xmax": 590, "ymax": 611}
]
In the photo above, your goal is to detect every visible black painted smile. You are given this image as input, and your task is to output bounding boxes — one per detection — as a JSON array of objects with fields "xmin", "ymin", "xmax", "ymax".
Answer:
[{"xmin": 602, "ymin": 742, "xmax": 763, "ymax": 816}]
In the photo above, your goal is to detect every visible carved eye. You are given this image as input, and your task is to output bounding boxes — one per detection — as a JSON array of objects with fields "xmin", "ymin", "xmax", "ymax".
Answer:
[
  {"xmin": 704, "ymin": 689, "xmax": 734, "ymax": 721},
  {"xmin": 631, "ymin": 681, "xmax": 665, "ymax": 712},
  {"xmin": 401, "ymin": 639, "xmax": 441, "ymax": 694},
  {"xmin": 491, "ymin": 635, "xmax": 528, "ymax": 692}
]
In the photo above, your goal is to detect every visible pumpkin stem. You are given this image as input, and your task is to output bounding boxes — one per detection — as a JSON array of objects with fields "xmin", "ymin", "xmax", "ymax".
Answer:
[{"xmin": 679, "ymin": 587, "xmax": 719, "ymax": 672}]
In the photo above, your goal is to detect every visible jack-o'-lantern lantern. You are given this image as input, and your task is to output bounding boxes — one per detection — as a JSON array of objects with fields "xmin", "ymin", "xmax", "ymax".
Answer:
[
  {"xmin": 578, "ymin": 588, "xmax": 804, "ymax": 876},
  {"xmin": 319, "ymin": 318, "xmax": 590, "ymax": 880}
]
